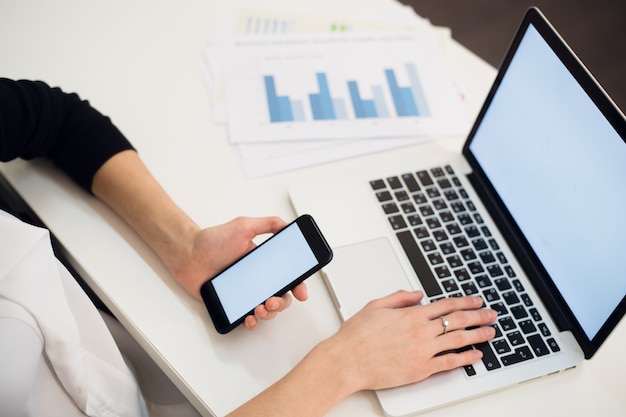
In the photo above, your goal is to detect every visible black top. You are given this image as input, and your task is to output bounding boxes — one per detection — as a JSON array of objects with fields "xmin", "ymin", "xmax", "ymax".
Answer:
[{"xmin": 0, "ymin": 78, "xmax": 134, "ymax": 192}]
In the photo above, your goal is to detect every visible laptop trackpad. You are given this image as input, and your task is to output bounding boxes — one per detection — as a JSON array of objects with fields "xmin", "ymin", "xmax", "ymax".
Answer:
[{"xmin": 321, "ymin": 238, "xmax": 414, "ymax": 321}]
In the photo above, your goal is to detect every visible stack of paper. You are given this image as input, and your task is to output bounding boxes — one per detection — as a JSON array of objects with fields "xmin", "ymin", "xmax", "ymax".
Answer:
[{"xmin": 204, "ymin": 6, "xmax": 469, "ymax": 177}]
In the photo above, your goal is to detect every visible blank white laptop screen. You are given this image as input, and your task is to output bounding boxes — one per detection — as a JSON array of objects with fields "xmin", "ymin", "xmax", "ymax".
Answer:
[{"xmin": 469, "ymin": 24, "xmax": 626, "ymax": 341}]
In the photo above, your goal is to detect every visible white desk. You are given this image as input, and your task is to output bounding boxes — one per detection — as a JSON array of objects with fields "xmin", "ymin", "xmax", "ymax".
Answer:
[{"xmin": 1, "ymin": 1, "xmax": 624, "ymax": 416}]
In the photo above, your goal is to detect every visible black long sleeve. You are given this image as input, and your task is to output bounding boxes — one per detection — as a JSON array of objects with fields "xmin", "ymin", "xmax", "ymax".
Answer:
[{"xmin": 0, "ymin": 78, "xmax": 134, "ymax": 192}]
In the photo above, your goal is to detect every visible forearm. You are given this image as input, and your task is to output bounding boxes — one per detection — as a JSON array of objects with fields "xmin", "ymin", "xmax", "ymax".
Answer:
[
  {"xmin": 91, "ymin": 150, "xmax": 202, "ymax": 297},
  {"xmin": 227, "ymin": 338, "xmax": 354, "ymax": 417}
]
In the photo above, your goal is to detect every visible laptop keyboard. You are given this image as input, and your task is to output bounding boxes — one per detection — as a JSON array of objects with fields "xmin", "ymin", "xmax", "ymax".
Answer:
[{"xmin": 370, "ymin": 165, "xmax": 561, "ymax": 376}]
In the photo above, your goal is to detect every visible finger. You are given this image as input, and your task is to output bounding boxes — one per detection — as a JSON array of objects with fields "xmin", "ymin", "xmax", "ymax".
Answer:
[
  {"xmin": 246, "ymin": 216, "xmax": 288, "ymax": 236},
  {"xmin": 442, "ymin": 307, "xmax": 497, "ymax": 334},
  {"xmin": 265, "ymin": 293, "xmax": 293, "ymax": 313},
  {"xmin": 291, "ymin": 283, "xmax": 308, "ymax": 302},
  {"xmin": 432, "ymin": 326, "xmax": 496, "ymax": 367},
  {"xmin": 244, "ymin": 315, "xmax": 259, "ymax": 330},
  {"xmin": 430, "ymin": 346, "xmax": 485, "ymax": 374},
  {"xmin": 369, "ymin": 290, "xmax": 424, "ymax": 309},
  {"xmin": 424, "ymin": 296, "xmax": 484, "ymax": 320}
]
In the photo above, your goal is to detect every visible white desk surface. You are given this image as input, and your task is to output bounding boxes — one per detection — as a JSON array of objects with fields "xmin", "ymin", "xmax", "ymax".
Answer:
[{"xmin": 1, "ymin": 1, "xmax": 624, "ymax": 416}]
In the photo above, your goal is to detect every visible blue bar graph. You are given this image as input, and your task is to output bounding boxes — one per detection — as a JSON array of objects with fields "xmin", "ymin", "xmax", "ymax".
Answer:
[
  {"xmin": 405, "ymin": 63, "xmax": 430, "ymax": 117},
  {"xmin": 309, "ymin": 73, "xmax": 336, "ymax": 120},
  {"xmin": 348, "ymin": 81, "xmax": 378, "ymax": 118},
  {"xmin": 264, "ymin": 76, "xmax": 294, "ymax": 122},
  {"xmin": 385, "ymin": 69, "xmax": 419, "ymax": 117},
  {"xmin": 263, "ymin": 62, "xmax": 430, "ymax": 123}
]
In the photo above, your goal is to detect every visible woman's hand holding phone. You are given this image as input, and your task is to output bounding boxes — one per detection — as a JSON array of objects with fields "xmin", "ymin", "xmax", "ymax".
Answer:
[
  {"xmin": 201, "ymin": 215, "xmax": 333, "ymax": 334},
  {"xmin": 171, "ymin": 216, "xmax": 311, "ymax": 330}
]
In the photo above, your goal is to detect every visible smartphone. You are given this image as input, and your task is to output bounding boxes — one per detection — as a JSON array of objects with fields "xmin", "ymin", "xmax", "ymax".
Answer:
[{"xmin": 200, "ymin": 214, "xmax": 333, "ymax": 334}]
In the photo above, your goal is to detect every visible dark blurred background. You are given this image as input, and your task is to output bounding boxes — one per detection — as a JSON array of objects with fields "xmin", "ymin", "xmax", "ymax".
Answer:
[{"xmin": 400, "ymin": 0, "xmax": 626, "ymax": 112}]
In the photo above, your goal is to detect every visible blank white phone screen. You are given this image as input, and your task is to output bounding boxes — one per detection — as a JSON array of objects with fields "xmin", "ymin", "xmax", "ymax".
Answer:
[{"xmin": 212, "ymin": 222, "xmax": 318, "ymax": 323}]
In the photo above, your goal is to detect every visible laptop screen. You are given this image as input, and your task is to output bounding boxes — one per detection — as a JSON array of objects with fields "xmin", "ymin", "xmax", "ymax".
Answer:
[{"xmin": 466, "ymin": 18, "xmax": 626, "ymax": 353}]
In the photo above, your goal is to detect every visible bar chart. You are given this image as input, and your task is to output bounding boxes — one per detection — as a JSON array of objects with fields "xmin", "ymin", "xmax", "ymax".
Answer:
[
  {"xmin": 225, "ymin": 32, "xmax": 468, "ymax": 142},
  {"xmin": 264, "ymin": 63, "xmax": 430, "ymax": 123}
]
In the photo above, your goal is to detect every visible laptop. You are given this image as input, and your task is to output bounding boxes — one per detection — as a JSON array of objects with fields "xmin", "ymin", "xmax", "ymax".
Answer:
[{"xmin": 288, "ymin": 7, "xmax": 626, "ymax": 417}]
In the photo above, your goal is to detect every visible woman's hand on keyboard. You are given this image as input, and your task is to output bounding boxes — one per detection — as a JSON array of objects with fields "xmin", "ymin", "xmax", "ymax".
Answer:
[{"xmin": 326, "ymin": 290, "xmax": 497, "ymax": 392}]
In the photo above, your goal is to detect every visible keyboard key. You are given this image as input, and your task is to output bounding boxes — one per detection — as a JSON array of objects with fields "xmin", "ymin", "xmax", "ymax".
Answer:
[
  {"xmin": 499, "ymin": 316, "xmax": 516, "ymax": 331},
  {"xmin": 437, "ymin": 178, "xmax": 452, "ymax": 189},
  {"xmin": 528, "ymin": 334, "xmax": 550, "ymax": 357},
  {"xmin": 382, "ymin": 202, "xmax": 399, "ymax": 214},
  {"xmin": 481, "ymin": 226, "xmax": 492, "ymax": 237},
  {"xmin": 442, "ymin": 279, "xmax": 459, "ymax": 293},
  {"xmin": 421, "ymin": 239, "xmax": 437, "ymax": 252},
  {"xmin": 445, "ymin": 165, "xmax": 455, "ymax": 175},
  {"xmin": 465, "ymin": 225, "xmax": 480, "ymax": 237},
  {"xmin": 501, "ymin": 346, "xmax": 533, "ymax": 366},
  {"xmin": 387, "ymin": 215, "xmax": 407, "ymax": 230},
  {"xmin": 439, "ymin": 210, "xmax": 455, "ymax": 223},
  {"xmin": 529, "ymin": 308, "xmax": 542, "ymax": 322},
  {"xmin": 427, "ymin": 252, "xmax": 444, "ymax": 265},
  {"xmin": 446, "ymin": 255, "xmax": 463, "ymax": 268},
  {"xmin": 401, "ymin": 173, "xmax": 421, "ymax": 192},
  {"xmin": 453, "ymin": 236, "xmax": 469, "ymax": 248},
  {"xmin": 475, "ymin": 342, "xmax": 501, "ymax": 371},
  {"xmin": 433, "ymin": 198, "xmax": 447, "ymax": 210},
  {"xmin": 506, "ymin": 331, "xmax": 524, "ymax": 346},
  {"xmin": 426, "ymin": 187, "xmax": 441, "ymax": 198},
  {"xmin": 370, "ymin": 179, "xmax": 386, "ymax": 190},
  {"xmin": 481, "ymin": 252, "xmax": 498, "ymax": 266},
  {"xmin": 476, "ymin": 275, "xmax": 492, "ymax": 288},
  {"xmin": 494, "ymin": 277, "xmax": 512, "ymax": 291},
  {"xmin": 502, "ymin": 291, "xmax": 520, "ymax": 305},
  {"xmin": 376, "ymin": 190, "xmax": 392, "ymax": 202},
  {"xmin": 395, "ymin": 190, "xmax": 410, "ymax": 201},
  {"xmin": 427, "ymin": 217, "xmax": 442, "ymax": 229},
  {"xmin": 496, "ymin": 252, "xmax": 508, "ymax": 264},
  {"xmin": 487, "ymin": 264, "xmax": 504, "ymax": 277},
  {"xmin": 440, "ymin": 242, "xmax": 455, "ymax": 255},
  {"xmin": 472, "ymin": 238, "xmax": 488, "ymax": 251},
  {"xmin": 461, "ymin": 282, "xmax": 479, "ymax": 295},
  {"xmin": 454, "ymin": 268, "xmax": 471, "ymax": 281},
  {"xmin": 458, "ymin": 214, "xmax": 473, "ymax": 225},
  {"xmin": 444, "ymin": 190, "xmax": 459, "ymax": 201},
  {"xmin": 460, "ymin": 248, "xmax": 476, "ymax": 260},
  {"xmin": 387, "ymin": 176, "xmax": 403, "ymax": 189},
  {"xmin": 547, "ymin": 338, "xmax": 561, "ymax": 352},
  {"xmin": 505, "ymin": 266, "xmax": 516, "ymax": 278},
  {"xmin": 413, "ymin": 226, "xmax": 429, "ymax": 239},
  {"xmin": 446, "ymin": 223, "xmax": 462, "ymax": 235},
  {"xmin": 538, "ymin": 323, "xmax": 551, "ymax": 337},
  {"xmin": 396, "ymin": 230, "xmax": 442, "ymax": 297},
  {"xmin": 431, "ymin": 167, "xmax": 445, "ymax": 177},
  {"xmin": 521, "ymin": 293, "xmax": 533, "ymax": 307},
  {"xmin": 407, "ymin": 214, "xmax": 422, "ymax": 226},
  {"xmin": 488, "ymin": 238, "xmax": 500, "ymax": 250},
  {"xmin": 512, "ymin": 280, "xmax": 525, "ymax": 292},
  {"xmin": 519, "ymin": 319, "xmax": 536, "ymax": 334},
  {"xmin": 467, "ymin": 261, "xmax": 484, "ymax": 274},
  {"xmin": 493, "ymin": 339, "xmax": 512, "ymax": 354},
  {"xmin": 491, "ymin": 302, "xmax": 508, "ymax": 316},
  {"xmin": 484, "ymin": 288, "xmax": 500, "ymax": 302},
  {"xmin": 401, "ymin": 202, "xmax": 416, "ymax": 213},
  {"xmin": 451, "ymin": 201, "xmax": 466, "ymax": 213},
  {"xmin": 413, "ymin": 192, "xmax": 428, "ymax": 204},
  {"xmin": 511, "ymin": 305, "xmax": 528, "ymax": 319},
  {"xmin": 417, "ymin": 170, "xmax": 434, "ymax": 186},
  {"xmin": 420, "ymin": 205, "xmax": 435, "ymax": 217},
  {"xmin": 434, "ymin": 265, "xmax": 452, "ymax": 278}
]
